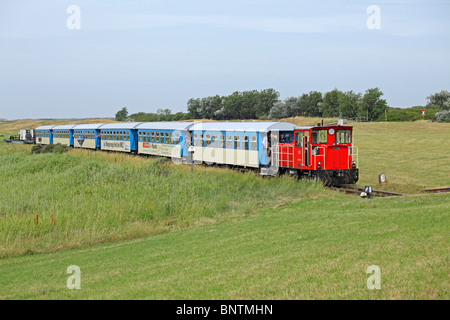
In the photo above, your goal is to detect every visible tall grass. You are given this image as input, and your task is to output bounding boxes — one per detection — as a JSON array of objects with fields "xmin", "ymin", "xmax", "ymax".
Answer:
[{"xmin": 0, "ymin": 145, "xmax": 324, "ymax": 258}]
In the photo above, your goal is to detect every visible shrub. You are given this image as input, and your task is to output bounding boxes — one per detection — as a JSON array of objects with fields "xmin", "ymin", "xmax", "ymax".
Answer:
[
  {"xmin": 31, "ymin": 143, "xmax": 69, "ymax": 154},
  {"xmin": 31, "ymin": 144, "xmax": 43, "ymax": 154},
  {"xmin": 436, "ymin": 110, "xmax": 450, "ymax": 122}
]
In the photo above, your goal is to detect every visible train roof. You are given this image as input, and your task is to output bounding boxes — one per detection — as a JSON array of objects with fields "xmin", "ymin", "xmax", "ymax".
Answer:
[
  {"xmin": 296, "ymin": 123, "xmax": 353, "ymax": 130},
  {"xmin": 135, "ymin": 122, "xmax": 196, "ymax": 130},
  {"xmin": 72, "ymin": 123, "xmax": 105, "ymax": 130},
  {"xmin": 52, "ymin": 124, "xmax": 77, "ymax": 130},
  {"xmin": 35, "ymin": 125, "xmax": 56, "ymax": 130},
  {"xmin": 189, "ymin": 121, "xmax": 298, "ymax": 132},
  {"xmin": 98, "ymin": 122, "xmax": 143, "ymax": 129}
]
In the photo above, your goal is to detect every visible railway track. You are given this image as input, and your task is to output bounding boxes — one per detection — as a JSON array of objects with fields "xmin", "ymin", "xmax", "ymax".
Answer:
[
  {"xmin": 425, "ymin": 186, "xmax": 450, "ymax": 194},
  {"xmin": 330, "ymin": 185, "xmax": 408, "ymax": 197}
]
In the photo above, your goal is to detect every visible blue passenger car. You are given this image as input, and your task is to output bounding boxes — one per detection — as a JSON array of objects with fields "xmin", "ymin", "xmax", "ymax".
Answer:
[
  {"xmin": 99, "ymin": 123, "xmax": 142, "ymax": 153},
  {"xmin": 189, "ymin": 122, "xmax": 297, "ymax": 169},
  {"xmin": 135, "ymin": 122, "xmax": 195, "ymax": 160},
  {"xmin": 52, "ymin": 125, "xmax": 76, "ymax": 146},
  {"xmin": 35, "ymin": 125, "xmax": 55, "ymax": 145},
  {"xmin": 73, "ymin": 124, "xmax": 104, "ymax": 149}
]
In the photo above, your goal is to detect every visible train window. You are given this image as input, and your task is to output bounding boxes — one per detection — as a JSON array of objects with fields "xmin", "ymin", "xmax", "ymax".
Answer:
[
  {"xmin": 243, "ymin": 135, "xmax": 249, "ymax": 150},
  {"xmin": 311, "ymin": 130, "xmax": 327, "ymax": 144},
  {"xmin": 295, "ymin": 132, "xmax": 303, "ymax": 148},
  {"xmin": 226, "ymin": 135, "xmax": 232, "ymax": 148},
  {"xmin": 199, "ymin": 134, "xmax": 204, "ymax": 146},
  {"xmin": 175, "ymin": 133, "xmax": 180, "ymax": 144},
  {"xmin": 212, "ymin": 135, "xmax": 218, "ymax": 147},
  {"xmin": 219, "ymin": 135, "xmax": 225, "ymax": 148},
  {"xmin": 336, "ymin": 130, "xmax": 351, "ymax": 144},
  {"xmin": 170, "ymin": 132, "xmax": 175, "ymax": 144},
  {"xmin": 139, "ymin": 132, "xmax": 142, "ymax": 142},
  {"xmin": 151, "ymin": 132, "xmax": 155, "ymax": 142},
  {"xmin": 250, "ymin": 136, "xmax": 257, "ymax": 150},
  {"xmin": 234, "ymin": 135, "xmax": 240, "ymax": 149},
  {"xmin": 165, "ymin": 132, "xmax": 169, "ymax": 144},
  {"xmin": 193, "ymin": 134, "xmax": 198, "ymax": 146},
  {"xmin": 205, "ymin": 134, "xmax": 211, "ymax": 147}
]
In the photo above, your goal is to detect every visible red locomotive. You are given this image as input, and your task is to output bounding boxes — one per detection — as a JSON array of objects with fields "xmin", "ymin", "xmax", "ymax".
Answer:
[{"xmin": 275, "ymin": 122, "xmax": 358, "ymax": 186}]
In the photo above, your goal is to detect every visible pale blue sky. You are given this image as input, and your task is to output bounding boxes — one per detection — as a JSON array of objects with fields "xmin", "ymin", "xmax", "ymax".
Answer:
[{"xmin": 0, "ymin": 0, "xmax": 449, "ymax": 119}]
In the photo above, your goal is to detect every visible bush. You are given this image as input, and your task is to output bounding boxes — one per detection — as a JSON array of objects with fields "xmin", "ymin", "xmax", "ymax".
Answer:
[
  {"xmin": 380, "ymin": 106, "xmax": 440, "ymax": 122},
  {"xmin": 31, "ymin": 144, "xmax": 43, "ymax": 154},
  {"xmin": 32, "ymin": 143, "xmax": 69, "ymax": 154},
  {"xmin": 436, "ymin": 110, "xmax": 450, "ymax": 122}
]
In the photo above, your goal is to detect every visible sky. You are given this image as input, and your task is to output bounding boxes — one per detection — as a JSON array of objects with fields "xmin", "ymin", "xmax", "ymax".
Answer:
[{"xmin": 0, "ymin": 0, "xmax": 449, "ymax": 119}]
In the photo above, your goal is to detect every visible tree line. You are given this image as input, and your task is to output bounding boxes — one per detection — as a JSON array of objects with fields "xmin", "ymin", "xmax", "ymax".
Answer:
[{"xmin": 115, "ymin": 89, "xmax": 450, "ymax": 122}]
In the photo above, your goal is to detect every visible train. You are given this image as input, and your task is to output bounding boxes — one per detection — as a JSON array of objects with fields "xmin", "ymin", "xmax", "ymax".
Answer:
[{"xmin": 35, "ymin": 120, "xmax": 359, "ymax": 186}]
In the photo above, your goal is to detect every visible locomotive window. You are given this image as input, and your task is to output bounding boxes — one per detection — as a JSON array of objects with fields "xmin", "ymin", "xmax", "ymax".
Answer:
[
  {"xmin": 234, "ymin": 135, "xmax": 240, "ymax": 149},
  {"xmin": 311, "ymin": 130, "xmax": 327, "ymax": 144},
  {"xmin": 226, "ymin": 135, "xmax": 232, "ymax": 149},
  {"xmin": 250, "ymin": 136, "xmax": 257, "ymax": 150},
  {"xmin": 219, "ymin": 135, "xmax": 225, "ymax": 148},
  {"xmin": 336, "ymin": 130, "xmax": 351, "ymax": 144},
  {"xmin": 295, "ymin": 132, "xmax": 303, "ymax": 148},
  {"xmin": 243, "ymin": 135, "xmax": 249, "ymax": 150}
]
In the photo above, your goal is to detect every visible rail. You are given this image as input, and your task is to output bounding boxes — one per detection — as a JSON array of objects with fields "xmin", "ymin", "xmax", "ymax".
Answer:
[{"xmin": 331, "ymin": 185, "xmax": 408, "ymax": 197}]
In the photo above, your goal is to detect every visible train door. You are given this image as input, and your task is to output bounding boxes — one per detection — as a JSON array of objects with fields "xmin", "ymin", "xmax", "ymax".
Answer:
[
  {"xmin": 304, "ymin": 131, "xmax": 309, "ymax": 167},
  {"xmin": 294, "ymin": 131, "xmax": 303, "ymax": 167}
]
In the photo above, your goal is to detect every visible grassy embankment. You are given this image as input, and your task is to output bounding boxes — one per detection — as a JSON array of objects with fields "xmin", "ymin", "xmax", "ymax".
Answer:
[
  {"xmin": 0, "ymin": 136, "xmax": 321, "ymax": 258},
  {"xmin": 0, "ymin": 191, "xmax": 448, "ymax": 299}
]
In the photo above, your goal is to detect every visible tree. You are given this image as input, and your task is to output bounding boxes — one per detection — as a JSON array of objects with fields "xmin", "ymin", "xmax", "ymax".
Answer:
[
  {"xmin": 115, "ymin": 107, "xmax": 128, "ymax": 121},
  {"xmin": 427, "ymin": 90, "xmax": 450, "ymax": 110},
  {"xmin": 187, "ymin": 98, "xmax": 202, "ymax": 119},
  {"xmin": 157, "ymin": 108, "xmax": 172, "ymax": 121},
  {"xmin": 322, "ymin": 89, "xmax": 343, "ymax": 117},
  {"xmin": 338, "ymin": 91, "xmax": 361, "ymax": 118},
  {"xmin": 360, "ymin": 88, "xmax": 388, "ymax": 121},
  {"xmin": 298, "ymin": 91, "xmax": 323, "ymax": 117},
  {"xmin": 436, "ymin": 110, "xmax": 450, "ymax": 122},
  {"xmin": 268, "ymin": 101, "xmax": 288, "ymax": 119},
  {"xmin": 284, "ymin": 96, "xmax": 301, "ymax": 117}
]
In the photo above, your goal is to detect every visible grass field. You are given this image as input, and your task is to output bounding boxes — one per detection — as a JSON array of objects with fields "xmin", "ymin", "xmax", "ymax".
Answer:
[
  {"xmin": 1, "ymin": 192, "xmax": 448, "ymax": 299},
  {"xmin": 0, "ymin": 118, "xmax": 449, "ymax": 299}
]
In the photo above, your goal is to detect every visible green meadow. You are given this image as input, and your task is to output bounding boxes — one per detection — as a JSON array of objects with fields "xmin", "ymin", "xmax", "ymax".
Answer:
[{"xmin": 0, "ymin": 119, "xmax": 449, "ymax": 299}]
